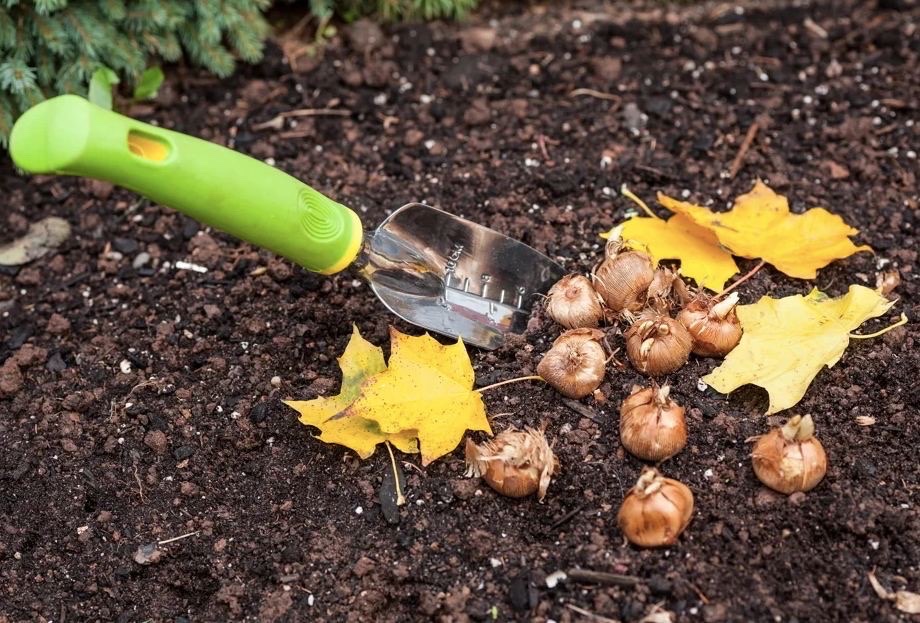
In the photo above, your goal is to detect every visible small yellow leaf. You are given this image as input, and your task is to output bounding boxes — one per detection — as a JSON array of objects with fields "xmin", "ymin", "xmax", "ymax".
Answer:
[
  {"xmin": 340, "ymin": 327, "xmax": 491, "ymax": 466},
  {"xmin": 618, "ymin": 214, "xmax": 739, "ymax": 291},
  {"xmin": 284, "ymin": 324, "xmax": 418, "ymax": 459},
  {"xmin": 702, "ymin": 285, "xmax": 897, "ymax": 414},
  {"xmin": 659, "ymin": 180, "xmax": 872, "ymax": 279}
]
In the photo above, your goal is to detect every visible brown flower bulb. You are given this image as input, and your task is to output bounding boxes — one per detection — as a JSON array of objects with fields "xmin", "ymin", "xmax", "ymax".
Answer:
[
  {"xmin": 545, "ymin": 274, "xmax": 605, "ymax": 329},
  {"xmin": 464, "ymin": 425, "xmax": 559, "ymax": 501},
  {"xmin": 617, "ymin": 467, "xmax": 694, "ymax": 547},
  {"xmin": 537, "ymin": 328, "xmax": 606, "ymax": 398},
  {"xmin": 591, "ymin": 241, "xmax": 655, "ymax": 314},
  {"xmin": 677, "ymin": 292, "xmax": 743, "ymax": 357},
  {"xmin": 619, "ymin": 384, "xmax": 687, "ymax": 461},
  {"xmin": 624, "ymin": 311, "xmax": 693, "ymax": 376},
  {"xmin": 751, "ymin": 414, "xmax": 827, "ymax": 494}
]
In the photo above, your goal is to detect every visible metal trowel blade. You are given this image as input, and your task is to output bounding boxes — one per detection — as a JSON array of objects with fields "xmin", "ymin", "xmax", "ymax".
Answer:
[{"xmin": 356, "ymin": 203, "xmax": 565, "ymax": 350}]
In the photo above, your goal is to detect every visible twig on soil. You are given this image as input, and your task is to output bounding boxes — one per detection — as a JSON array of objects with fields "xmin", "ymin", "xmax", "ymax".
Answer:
[
  {"xmin": 132, "ymin": 464, "xmax": 145, "ymax": 503},
  {"xmin": 634, "ymin": 164, "xmax": 676, "ymax": 180},
  {"xmin": 566, "ymin": 568, "xmax": 641, "ymax": 587},
  {"xmin": 685, "ymin": 580, "xmax": 711, "ymax": 604},
  {"xmin": 157, "ymin": 530, "xmax": 200, "ymax": 545},
  {"xmin": 727, "ymin": 119, "xmax": 762, "ymax": 179},
  {"xmin": 537, "ymin": 134, "xmax": 552, "ymax": 161},
  {"xmin": 548, "ymin": 504, "xmax": 586, "ymax": 531},
  {"xmin": 562, "ymin": 399, "xmax": 604, "ymax": 425},
  {"xmin": 564, "ymin": 604, "xmax": 619, "ymax": 623},
  {"xmin": 569, "ymin": 88, "xmax": 621, "ymax": 102},
  {"xmin": 252, "ymin": 108, "xmax": 351, "ymax": 131}
]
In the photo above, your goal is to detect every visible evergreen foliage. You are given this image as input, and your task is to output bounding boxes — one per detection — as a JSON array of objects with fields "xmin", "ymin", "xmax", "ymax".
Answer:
[
  {"xmin": 0, "ymin": 0, "xmax": 478, "ymax": 147},
  {"xmin": 0, "ymin": 0, "xmax": 271, "ymax": 146}
]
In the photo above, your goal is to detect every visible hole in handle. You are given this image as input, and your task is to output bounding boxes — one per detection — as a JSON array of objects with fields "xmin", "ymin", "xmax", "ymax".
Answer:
[{"xmin": 128, "ymin": 130, "xmax": 170, "ymax": 161}]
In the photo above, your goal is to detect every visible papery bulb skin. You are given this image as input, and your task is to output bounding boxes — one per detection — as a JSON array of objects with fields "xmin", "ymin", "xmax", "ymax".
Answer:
[
  {"xmin": 537, "ymin": 329, "xmax": 607, "ymax": 398},
  {"xmin": 465, "ymin": 426, "xmax": 559, "ymax": 501},
  {"xmin": 545, "ymin": 274, "xmax": 606, "ymax": 329},
  {"xmin": 678, "ymin": 292, "xmax": 742, "ymax": 357},
  {"xmin": 751, "ymin": 414, "xmax": 827, "ymax": 494},
  {"xmin": 592, "ymin": 241, "xmax": 655, "ymax": 314},
  {"xmin": 625, "ymin": 312, "xmax": 693, "ymax": 376},
  {"xmin": 617, "ymin": 467, "xmax": 694, "ymax": 547},
  {"xmin": 619, "ymin": 384, "xmax": 687, "ymax": 461}
]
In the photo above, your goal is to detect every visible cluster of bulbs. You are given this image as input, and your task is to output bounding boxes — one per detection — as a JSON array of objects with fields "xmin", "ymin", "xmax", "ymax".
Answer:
[{"xmin": 463, "ymin": 241, "xmax": 827, "ymax": 546}]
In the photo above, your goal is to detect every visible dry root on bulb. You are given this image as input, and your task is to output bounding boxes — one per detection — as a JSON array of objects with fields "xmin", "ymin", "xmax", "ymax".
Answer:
[
  {"xmin": 677, "ymin": 291, "xmax": 743, "ymax": 357},
  {"xmin": 646, "ymin": 267, "xmax": 690, "ymax": 308},
  {"xmin": 617, "ymin": 467, "xmax": 694, "ymax": 547},
  {"xmin": 619, "ymin": 384, "xmax": 687, "ymax": 461},
  {"xmin": 545, "ymin": 274, "xmax": 605, "ymax": 329},
  {"xmin": 537, "ymin": 328, "xmax": 607, "ymax": 398},
  {"xmin": 624, "ymin": 312, "xmax": 693, "ymax": 376},
  {"xmin": 750, "ymin": 414, "xmax": 827, "ymax": 494},
  {"xmin": 591, "ymin": 241, "xmax": 655, "ymax": 314},
  {"xmin": 464, "ymin": 425, "xmax": 559, "ymax": 501}
]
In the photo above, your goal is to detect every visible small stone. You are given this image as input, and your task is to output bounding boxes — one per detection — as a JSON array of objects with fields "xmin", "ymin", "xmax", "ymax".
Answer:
[
  {"xmin": 173, "ymin": 445, "xmax": 195, "ymax": 461},
  {"xmin": 132, "ymin": 252, "xmax": 151, "ymax": 269},
  {"xmin": 133, "ymin": 543, "xmax": 163, "ymax": 565},
  {"xmin": 270, "ymin": 376, "xmax": 282, "ymax": 388},
  {"xmin": 112, "ymin": 238, "xmax": 139, "ymax": 254},
  {"xmin": 97, "ymin": 511, "xmax": 113, "ymax": 523},
  {"xmin": 119, "ymin": 359, "xmax": 132, "ymax": 374},
  {"xmin": 61, "ymin": 439, "xmax": 79, "ymax": 453},
  {"xmin": 46, "ymin": 351, "xmax": 67, "ymax": 373},
  {"xmin": 623, "ymin": 102, "xmax": 647, "ymax": 132},
  {"xmin": 144, "ymin": 430, "xmax": 168, "ymax": 455},
  {"xmin": 46, "ymin": 313, "xmax": 71, "ymax": 335},
  {"xmin": 508, "ymin": 575, "xmax": 535, "ymax": 611}
]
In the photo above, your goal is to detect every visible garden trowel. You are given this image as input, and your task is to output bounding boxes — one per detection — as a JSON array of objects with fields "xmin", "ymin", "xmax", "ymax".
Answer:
[{"xmin": 9, "ymin": 95, "xmax": 564, "ymax": 349}]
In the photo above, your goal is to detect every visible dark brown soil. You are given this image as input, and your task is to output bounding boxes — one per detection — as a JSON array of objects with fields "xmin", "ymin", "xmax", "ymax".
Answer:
[{"xmin": 2, "ymin": 1, "xmax": 918, "ymax": 621}]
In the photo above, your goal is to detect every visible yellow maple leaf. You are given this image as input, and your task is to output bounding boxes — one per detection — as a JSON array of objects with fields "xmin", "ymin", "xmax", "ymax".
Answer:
[
  {"xmin": 284, "ymin": 325, "xmax": 419, "ymax": 459},
  {"xmin": 613, "ymin": 213, "xmax": 739, "ymax": 291},
  {"xmin": 702, "ymin": 285, "xmax": 898, "ymax": 414},
  {"xmin": 659, "ymin": 180, "xmax": 872, "ymax": 279},
  {"xmin": 338, "ymin": 327, "xmax": 491, "ymax": 466}
]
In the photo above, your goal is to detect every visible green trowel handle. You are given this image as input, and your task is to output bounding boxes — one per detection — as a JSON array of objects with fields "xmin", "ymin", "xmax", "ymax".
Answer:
[{"xmin": 9, "ymin": 94, "xmax": 363, "ymax": 275}]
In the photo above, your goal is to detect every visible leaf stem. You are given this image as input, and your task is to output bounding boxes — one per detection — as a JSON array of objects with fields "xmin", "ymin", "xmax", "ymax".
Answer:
[
  {"xmin": 849, "ymin": 313, "xmax": 907, "ymax": 339},
  {"xmin": 476, "ymin": 375, "xmax": 545, "ymax": 393},
  {"xmin": 714, "ymin": 259, "xmax": 766, "ymax": 300},
  {"xmin": 384, "ymin": 441, "xmax": 406, "ymax": 506},
  {"xmin": 620, "ymin": 184, "xmax": 660, "ymax": 219}
]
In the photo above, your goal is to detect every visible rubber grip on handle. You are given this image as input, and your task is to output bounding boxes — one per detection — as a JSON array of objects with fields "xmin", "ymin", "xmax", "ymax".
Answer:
[{"xmin": 9, "ymin": 95, "xmax": 363, "ymax": 275}]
